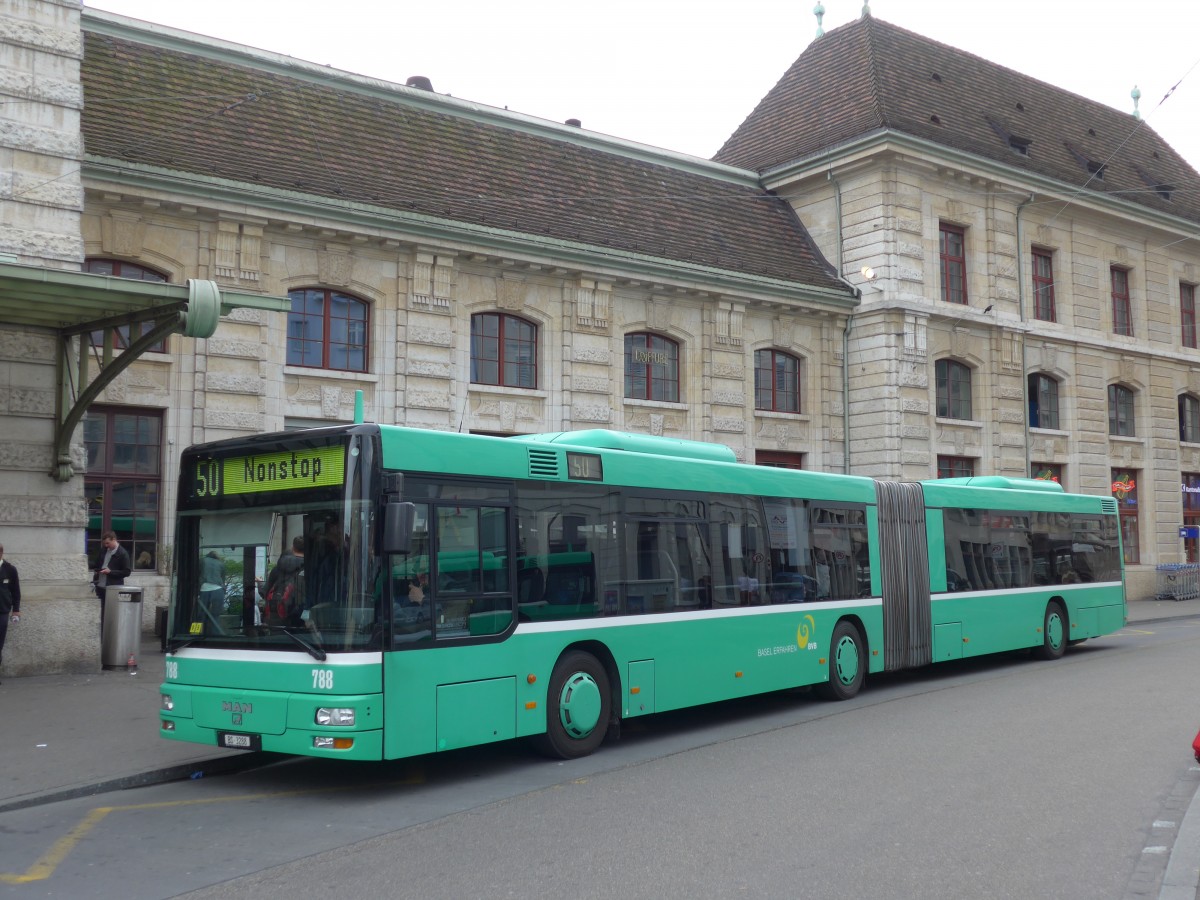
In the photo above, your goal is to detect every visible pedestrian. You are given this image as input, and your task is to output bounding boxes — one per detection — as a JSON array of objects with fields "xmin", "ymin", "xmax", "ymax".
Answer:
[
  {"xmin": 0, "ymin": 543, "xmax": 21, "ymax": 683},
  {"xmin": 93, "ymin": 530, "xmax": 131, "ymax": 632},
  {"xmin": 0, "ymin": 547, "xmax": 19, "ymax": 681}
]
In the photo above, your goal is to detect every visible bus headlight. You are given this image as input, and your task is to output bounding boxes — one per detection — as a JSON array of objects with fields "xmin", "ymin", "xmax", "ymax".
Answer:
[
  {"xmin": 315, "ymin": 707, "xmax": 355, "ymax": 726},
  {"xmin": 161, "ymin": 694, "xmax": 175, "ymax": 711}
]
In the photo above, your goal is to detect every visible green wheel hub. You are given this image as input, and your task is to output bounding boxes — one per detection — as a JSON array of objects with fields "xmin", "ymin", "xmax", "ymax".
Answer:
[
  {"xmin": 833, "ymin": 634, "xmax": 861, "ymax": 686},
  {"xmin": 558, "ymin": 671, "xmax": 602, "ymax": 738},
  {"xmin": 1046, "ymin": 611, "xmax": 1065, "ymax": 650}
]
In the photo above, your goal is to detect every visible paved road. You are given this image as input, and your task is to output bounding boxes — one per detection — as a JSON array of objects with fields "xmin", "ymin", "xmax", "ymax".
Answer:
[{"xmin": 3, "ymin": 617, "xmax": 1197, "ymax": 899}]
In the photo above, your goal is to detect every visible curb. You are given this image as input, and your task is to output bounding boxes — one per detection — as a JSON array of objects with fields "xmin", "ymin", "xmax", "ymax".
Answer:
[{"xmin": 0, "ymin": 751, "xmax": 284, "ymax": 815}]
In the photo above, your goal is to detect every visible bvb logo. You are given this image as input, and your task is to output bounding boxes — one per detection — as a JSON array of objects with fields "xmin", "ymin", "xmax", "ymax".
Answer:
[{"xmin": 796, "ymin": 614, "xmax": 817, "ymax": 649}]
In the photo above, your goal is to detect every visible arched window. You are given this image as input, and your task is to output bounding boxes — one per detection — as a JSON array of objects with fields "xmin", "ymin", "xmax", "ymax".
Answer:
[
  {"xmin": 1180, "ymin": 393, "xmax": 1200, "ymax": 443},
  {"xmin": 1108, "ymin": 384, "xmax": 1136, "ymax": 436},
  {"xmin": 1028, "ymin": 373, "xmax": 1060, "ymax": 430},
  {"xmin": 287, "ymin": 288, "xmax": 369, "ymax": 372},
  {"xmin": 754, "ymin": 350, "xmax": 802, "ymax": 413},
  {"xmin": 935, "ymin": 359, "xmax": 972, "ymax": 420},
  {"xmin": 624, "ymin": 333, "xmax": 680, "ymax": 402},
  {"xmin": 84, "ymin": 259, "xmax": 168, "ymax": 353},
  {"xmin": 470, "ymin": 313, "xmax": 538, "ymax": 388}
]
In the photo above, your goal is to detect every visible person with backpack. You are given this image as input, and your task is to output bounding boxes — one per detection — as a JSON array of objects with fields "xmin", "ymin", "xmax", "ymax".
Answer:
[{"xmin": 258, "ymin": 536, "xmax": 305, "ymax": 626}]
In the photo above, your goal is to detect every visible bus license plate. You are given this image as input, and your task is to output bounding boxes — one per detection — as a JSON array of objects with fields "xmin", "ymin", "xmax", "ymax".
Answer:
[{"xmin": 218, "ymin": 732, "xmax": 261, "ymax": 751}]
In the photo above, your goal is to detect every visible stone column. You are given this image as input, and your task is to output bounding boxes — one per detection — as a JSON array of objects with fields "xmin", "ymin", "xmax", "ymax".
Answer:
[{"xmin": 0, "ymin": 0, "xmax": 97, "ymax": 675}]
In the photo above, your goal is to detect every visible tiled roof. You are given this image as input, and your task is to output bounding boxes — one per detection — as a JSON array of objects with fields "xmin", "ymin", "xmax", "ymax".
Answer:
[
  {"xmin": 714, "ymin": 15, "xmax": 1200, "ymax": 226},
  {"xmin": 79, "ymin": 30, "xmax": 849, "ymax": 295}
]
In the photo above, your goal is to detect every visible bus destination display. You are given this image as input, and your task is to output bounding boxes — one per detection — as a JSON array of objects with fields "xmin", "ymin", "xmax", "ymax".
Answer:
[{"xmin": 192, "ymin": 446, "xmax": 345, "ymax": 498}]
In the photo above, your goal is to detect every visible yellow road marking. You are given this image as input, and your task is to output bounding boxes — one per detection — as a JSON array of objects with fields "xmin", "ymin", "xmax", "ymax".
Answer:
[{"xmin": 0, "ymin": 773, "xmax": 424, "ymax": 885}]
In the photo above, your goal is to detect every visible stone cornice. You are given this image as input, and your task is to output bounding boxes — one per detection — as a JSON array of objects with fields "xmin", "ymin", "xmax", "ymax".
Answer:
[
  {"xmin": 84, "ymin": 156, "xmax": 859, "ymax": 310},
  {"xmin": 763, "ymin": 129, "xmax": 1200, "ymax": 238}
]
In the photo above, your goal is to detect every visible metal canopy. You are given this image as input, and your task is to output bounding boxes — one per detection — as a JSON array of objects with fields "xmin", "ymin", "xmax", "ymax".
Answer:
[
  {"xmin": 0, "ymin": 261, "xmax": 289, "ymax": 481},
  {"xmin": 0, "ymin": 261, "xmax": 287, "ymax": 330}
]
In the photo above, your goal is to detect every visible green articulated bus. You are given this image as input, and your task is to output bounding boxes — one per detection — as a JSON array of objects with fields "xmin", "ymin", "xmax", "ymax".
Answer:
[{"xmin": 161, "ymin": 424, "xmax": 1126, "ymax": 760}]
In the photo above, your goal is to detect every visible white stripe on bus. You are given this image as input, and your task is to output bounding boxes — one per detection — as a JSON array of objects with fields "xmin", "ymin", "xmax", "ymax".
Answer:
[
  {"xmin": 515, "ymin": 598, "xmax": 885, "ymax": 634},
  {"xmin": 167, "ymin": 648, "xmax": 382, "ymax": 664},
  {"xmin": 931, "ymin": 580, "xmax": 1123, "ymax": 601}
]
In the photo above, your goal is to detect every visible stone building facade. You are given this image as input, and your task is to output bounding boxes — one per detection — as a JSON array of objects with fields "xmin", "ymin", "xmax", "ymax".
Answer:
[
  {"xmin": 715, "ymin": 13, "xmax": 1200, "ymax": 598},
  {"xmin": 1, "ymin": 4, "xmax": 856, "ymax": 673},
  {"xmin": 3, "ymin": 4, "xmax": 1197, "ymax": 673}
]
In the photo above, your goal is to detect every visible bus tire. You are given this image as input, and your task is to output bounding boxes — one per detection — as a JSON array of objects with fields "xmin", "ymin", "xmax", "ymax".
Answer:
[
  {"xmin": 1034, "ymin": 601, "xmax": 1068, "ymax": 660},
  {"xmin": 818, "ymin": 620, "xmax": 865, "ymax": 701},
  {"xmin": 534, "ymin": 650, "xmax": 612, "ymax": 759}
]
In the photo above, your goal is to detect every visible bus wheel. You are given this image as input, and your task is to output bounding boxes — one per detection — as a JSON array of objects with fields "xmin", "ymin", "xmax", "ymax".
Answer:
[
  {"xmin": 535, "ymin": 651, "xmax": 612, "ymax": 759},
  {"xmin": 1034, "ymin": 601, "xmax": 1068, "ymax": 660},
  {"xmin": 818, "ymin": 621, "xmax": 865, "ymax": 701}
]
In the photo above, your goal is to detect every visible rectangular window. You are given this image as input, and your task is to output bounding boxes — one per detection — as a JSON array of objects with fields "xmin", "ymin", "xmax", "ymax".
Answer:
[
  {"xmin": 1181, "ymin": 395, "xmax": 1200, "ymax": 443},
  {"xmin": 937, "ymin": 455, "xmax": 975, "ymax": 478},
  {"xmin": 755, "ymin": 450, "xmax": 804, "ymax": 469},
  {"xmin": 1028, "ymin": 374, "xmax": 1059, "ymax": 430},
  {"xmin": 1111, "ymin": 267, "xmax": 1133, "ymax": 337},
  {"xmin": 1184, "ymin": 474, "xmax": 1200, "ymax": 563},
  {"xmin": 1182, "ymin": 283, "xmax": 1197, "ymax": 349},
  {"xmin": 943, "ymin": 507, "xmax": 1120, "ymax": 591},
  {"xmin": 390, "ymin": 491, "xmax": 514, "ymax": 646},
  {"xmin": 1111, "ymin": 468, "xmax": 1139, "ymax": 565},
  {"xmin": 1108, "ymin": 384, "xmax": 1136, "ymax": 437},
  {"xmin": 513, "ymin": 482, "xmax": 618, "ymax": 621},
  {"xmin": 763, "ymin": 500, "xmax": 870, "ymax": 601},
  {"xmin": 84, "ymin": 406, "xmax": 162, "ymax": 571},
  {"xmin": 940, "ymin": 223, "xmax": 967, "ymax": 304},
  {"xmin": 1032, "ymin": 249, "xmax": 1056, "ymax": 322}
]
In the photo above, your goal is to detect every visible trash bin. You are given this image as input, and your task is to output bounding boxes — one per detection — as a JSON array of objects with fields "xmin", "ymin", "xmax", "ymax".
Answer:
[{"xmin": 101, "ymin": 585, "xmax": 143, "ymax": 669}]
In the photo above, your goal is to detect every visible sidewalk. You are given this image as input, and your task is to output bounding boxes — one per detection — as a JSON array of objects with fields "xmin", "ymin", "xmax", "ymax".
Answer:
[
  {"xmin": 0, "ymin": 635, "xmax": 273, "ymax": 814},
  {"xmin": 0, "ymin": 598, "xmax": 1193, "ymax": 813}
]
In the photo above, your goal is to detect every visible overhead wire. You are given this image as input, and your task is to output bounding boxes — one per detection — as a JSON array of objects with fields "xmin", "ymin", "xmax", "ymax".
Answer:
[{"xmin": 1045, "ymin": 52, "xmax": 1200, "ymax": 225}]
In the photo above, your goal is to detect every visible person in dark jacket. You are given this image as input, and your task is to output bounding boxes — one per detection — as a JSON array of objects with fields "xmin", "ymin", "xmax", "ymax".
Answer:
[
  {"xmin": 0, "ymin": 543, "xmax": 20, "ymax": 681},
  {"xmin": 258, "ymin": 536, "xmax": 305, "ymax": 625},
  {"xmin": 93, "ymin": 531, "xmax": 132, "ymax": 631}
]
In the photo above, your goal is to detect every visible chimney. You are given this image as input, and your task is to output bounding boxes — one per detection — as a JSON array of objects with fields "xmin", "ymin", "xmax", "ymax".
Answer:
[
  {"xmin": 406, "ymin": 76, "xmax": 433, "ymax": 91},
  {"xmin": 565, "ymin": 118, "xmax": 582, "ymax": 128}
]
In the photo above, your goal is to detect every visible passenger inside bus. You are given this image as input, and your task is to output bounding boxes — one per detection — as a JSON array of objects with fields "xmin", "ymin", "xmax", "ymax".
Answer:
[
  {"xmin": 392, "ymin": 566, "xmax": 432, "ymax": 642},
  {"xmin": 309, "ymin": 520, "xmax": 347, "ymax": 605}
]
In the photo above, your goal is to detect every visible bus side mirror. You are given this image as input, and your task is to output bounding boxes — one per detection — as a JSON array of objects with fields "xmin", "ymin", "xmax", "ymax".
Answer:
[{"xmin": 383, "ymin": 500, "xmax": 416, "ymax": 554}]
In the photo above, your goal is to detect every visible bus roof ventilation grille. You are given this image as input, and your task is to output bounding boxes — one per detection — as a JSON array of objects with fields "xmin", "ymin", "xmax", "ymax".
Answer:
[
  {"xmin": 527, "ymin": 448, "xmax": 560, "ymax": 479},
  {"xmin": 1101, "ymin": 497, "xmax": 1118, "ymax": 514}
]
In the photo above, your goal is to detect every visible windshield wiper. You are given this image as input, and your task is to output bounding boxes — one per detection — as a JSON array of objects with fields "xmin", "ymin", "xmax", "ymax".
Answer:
[
  {"xmin": 263, "ymin": 625, "xmax": 327, "ymax": 660},
  {"xmin": 166, "ymin": 635, "xmax": 201, "ymax": 653}
]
